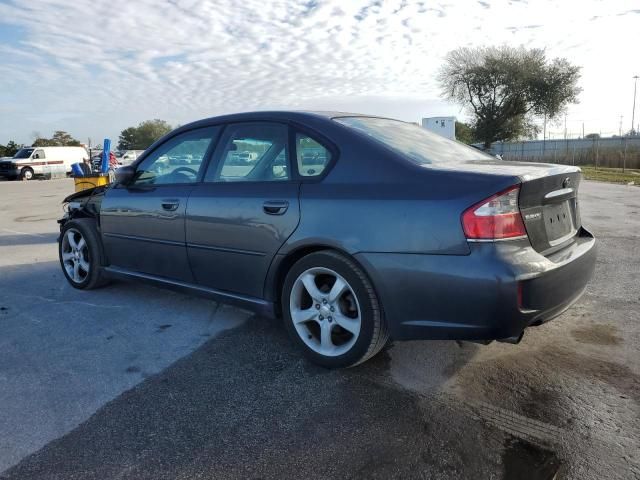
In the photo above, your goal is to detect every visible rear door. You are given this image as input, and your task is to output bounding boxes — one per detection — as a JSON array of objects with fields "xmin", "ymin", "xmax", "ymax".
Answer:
[
  {"xmin": 100, "ymin": 127, "xmax": 220, "ymax": 281},
  {"xmin": 186, "ymin": 122, "xmax": 300, "ymax": 298}
]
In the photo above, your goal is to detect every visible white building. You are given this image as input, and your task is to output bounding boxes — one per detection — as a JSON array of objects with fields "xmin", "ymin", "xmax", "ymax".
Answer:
[{"xmin": 422, "ymin": 116, "xmax": 456, "ymax": 140}]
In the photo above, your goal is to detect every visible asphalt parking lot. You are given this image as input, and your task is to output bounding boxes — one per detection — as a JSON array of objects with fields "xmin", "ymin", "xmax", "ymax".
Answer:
[{"xmin": 0, "ymin": 178, "xmax": 638, "ymax": 479}]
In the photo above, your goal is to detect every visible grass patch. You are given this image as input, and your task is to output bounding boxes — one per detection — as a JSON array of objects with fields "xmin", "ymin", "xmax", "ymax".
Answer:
[{"xmin": 580, "ymin": 166, "xmax": 640, "ymax": 185}]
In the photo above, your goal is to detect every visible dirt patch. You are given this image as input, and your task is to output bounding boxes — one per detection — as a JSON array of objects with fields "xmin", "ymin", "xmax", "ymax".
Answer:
[
  {"xmin": 571, "ymin": 323, "xmax": 622, "ymax": 346},
  {"xmin": 14, "ymin": 214, "xmax": 59, "ymax": 223}
]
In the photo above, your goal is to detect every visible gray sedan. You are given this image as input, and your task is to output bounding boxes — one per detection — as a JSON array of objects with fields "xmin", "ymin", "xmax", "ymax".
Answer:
[{"xmin": 58, "ymin": 111, "xmax": 596, "ymax": 368}]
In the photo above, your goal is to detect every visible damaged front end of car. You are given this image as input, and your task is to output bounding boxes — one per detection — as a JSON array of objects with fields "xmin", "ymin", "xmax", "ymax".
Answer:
[{"xmin": 57, "ymin": 185, "xmax": 107, "ymax": 237}]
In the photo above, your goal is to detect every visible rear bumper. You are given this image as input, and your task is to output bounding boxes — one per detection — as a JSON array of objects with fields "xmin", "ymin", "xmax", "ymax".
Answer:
[{"xmin": 355, "ymin": 228, "xmax": 596, "ymax": 341}]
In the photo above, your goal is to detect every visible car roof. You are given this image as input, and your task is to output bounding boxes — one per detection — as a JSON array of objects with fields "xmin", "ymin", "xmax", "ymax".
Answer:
[{"xmin": 175, "ymin": 110, "xmax": 404, "ymax": 132}]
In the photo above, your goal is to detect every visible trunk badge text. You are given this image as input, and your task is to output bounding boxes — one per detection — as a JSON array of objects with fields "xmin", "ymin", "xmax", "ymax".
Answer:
[{"xmin": 525, "ymin": 212, "xmax": 542, "ymax": 221}]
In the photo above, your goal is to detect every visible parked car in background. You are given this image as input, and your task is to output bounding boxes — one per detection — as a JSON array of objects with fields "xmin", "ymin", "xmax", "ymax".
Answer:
[
  {"xmin": 119, "ymin": 150, "xmax": 145, "ymax": 166},
  {"xmin": 57, "ymin": 111, "xmax": 596, "ymax": 368},
  {"xmin": 0, "ymin": 146, "xmax": 88, "ymax": 180}
]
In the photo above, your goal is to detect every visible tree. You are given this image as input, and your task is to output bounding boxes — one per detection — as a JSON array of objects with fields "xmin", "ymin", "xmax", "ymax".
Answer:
[
  {"xmin": 438, "ymin": 46, "xmax": 581, "ymax": 148},
  {"xmin": 585, "ymin": 133, "xmax": 600, "ymax": 140},
  {"xmin": 0, "ymin": 141, "xmax": 22, "ymax": 157},
  {"xmin": 32, "ymin": 130, "xmax": 81, "ymax": 147},
  {"xmin": 117, "ymin": 119, "xmax": 172, "ymax": 150},
  {"xmin": 51, "ymin": 130, "xmax": 81, "ymax": 146},
  {"xmin": 455, "ymin": 121, "xmax": 474, "ymax": 144},
  {"xmin": 117, "ymin": 127, "xmax": 137, "ymax": 151},
  {"xmin": 32, "ymin": 137, "xmax": 58, "ymax": 147}
]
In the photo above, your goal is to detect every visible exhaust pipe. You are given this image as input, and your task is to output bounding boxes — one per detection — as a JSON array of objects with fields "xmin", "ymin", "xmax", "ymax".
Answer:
[{"xmin": 497, "ymin": 331, "xmax": 524, "ymax": 344}]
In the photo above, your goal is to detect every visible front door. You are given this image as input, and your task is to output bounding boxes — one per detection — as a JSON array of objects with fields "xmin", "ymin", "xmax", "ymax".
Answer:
[
  {"xmin": 101, "ymin": 127, "xmax": 220, "ymax": 281},
  {"xmin": 186, "ymin": 122, "xmax": 300, "ymax": 298}
]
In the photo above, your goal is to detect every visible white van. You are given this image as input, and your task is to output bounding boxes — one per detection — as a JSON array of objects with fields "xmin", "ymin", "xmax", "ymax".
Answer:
[{"xmin": 0, "ymin": 146, "xmax": 88, "ymax": 180}]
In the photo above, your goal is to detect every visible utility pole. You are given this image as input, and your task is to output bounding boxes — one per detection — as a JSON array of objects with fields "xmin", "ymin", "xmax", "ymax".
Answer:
[
  {"xmin": 582, "ymin": 122, "xmax": 585, "ymax": 139},
  {"xmin": 564, "ymin": 114, "xmax": 569, "ymax": 161},
  {"xmin": 619, "ymin": 116, "xmax": 623, "ymax": 137},
  {"xmin": 543, "ymin": 112, "xmax": 547, "ymax": 157},
  {"xmin": 632, "ymin": 75, "xmax": 639, "ymax": 135}
]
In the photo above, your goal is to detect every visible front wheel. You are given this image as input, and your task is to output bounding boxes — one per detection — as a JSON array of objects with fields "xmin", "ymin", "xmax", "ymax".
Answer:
[
  {"xmin": 282, "ymin": 251, "xmax": 389, "ymax": 368},
  {"xmin": 59, "ymin": 219, "xmax": 109, "ymax": 289},
  {"xmin": 20, "ymin": 167, "xmax": 34, "ymax": 180}
]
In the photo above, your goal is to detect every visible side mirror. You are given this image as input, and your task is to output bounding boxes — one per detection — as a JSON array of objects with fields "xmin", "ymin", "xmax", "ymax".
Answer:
[
  {"xmin": 115, "ymin": 165, "xmax": 135, "ymax": 185},
  {"xmin": 33, "ymin": 154, "xmax": 40, "ymax": 159}
]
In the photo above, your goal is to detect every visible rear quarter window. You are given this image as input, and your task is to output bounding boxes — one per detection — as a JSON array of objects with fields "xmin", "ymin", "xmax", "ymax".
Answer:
[{"xmin": 295, "ymin": 133, "xmax": 331, "ymax": 177}]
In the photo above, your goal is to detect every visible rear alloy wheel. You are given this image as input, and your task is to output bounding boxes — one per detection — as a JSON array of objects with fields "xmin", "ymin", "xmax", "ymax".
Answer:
[
  {"xmin": 21, "ymin": 167, "xmax": 34, "ymax": 180},
  {"xmin": 59, "ymin": 218, "xmax": 109, "ymax": 290},
  {"xmin": 282, "ymin": 251, "xmax": 388, "ymax": 368}
]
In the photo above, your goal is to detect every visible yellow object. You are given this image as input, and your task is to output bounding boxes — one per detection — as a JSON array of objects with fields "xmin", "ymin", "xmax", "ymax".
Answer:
[{"xmin": 74, "ymin": 174, "xmax": 110, "ymax": 192}]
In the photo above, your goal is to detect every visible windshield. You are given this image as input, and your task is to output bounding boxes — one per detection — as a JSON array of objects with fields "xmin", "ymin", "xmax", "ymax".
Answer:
[
  {"xmin": 334, "ymin": 116, "xmax": 492, "ymax": 165},
  {"xmin": 13, "ymin": 148, "xmax": 34, "ymax": 159}
]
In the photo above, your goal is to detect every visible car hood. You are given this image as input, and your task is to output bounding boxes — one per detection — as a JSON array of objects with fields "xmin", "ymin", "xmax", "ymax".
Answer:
[{"xmin": 421, "ymin": 158, "xmax": 580, "ymax": 182}]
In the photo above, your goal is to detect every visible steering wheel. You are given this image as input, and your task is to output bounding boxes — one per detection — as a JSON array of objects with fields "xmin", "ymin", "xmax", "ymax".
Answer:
[{"xmin": 170, "ymin": 166, "xmax": 198, "ymax": 180}]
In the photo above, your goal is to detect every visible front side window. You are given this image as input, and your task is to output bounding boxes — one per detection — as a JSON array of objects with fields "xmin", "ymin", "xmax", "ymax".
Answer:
[
  {"xmin": 133, "ymin": 127, "xmax": 219, "ymax": 186},
  {"xmin": 206, "ymin": 123, "xmax": 289, "ymax": 182},
  {"xmin": 33, "ymin": 149, "xmax": 45, "ymax": 159},
  {"xmin": 335, "ymin": 116, "xmax": 492, "ymax": 165},
  {"xmin": 296, "ymin": 133, "xmax": 331, "ymax": 177}
]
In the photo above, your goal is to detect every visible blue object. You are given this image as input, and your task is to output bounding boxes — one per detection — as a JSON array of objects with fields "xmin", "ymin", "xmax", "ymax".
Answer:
[
  {"xmin": 101, "ymin": 138, "xmax": 111, "ymax": 173},
  {"xmin": 71, "ymin": 163, "xmax": 84, "ymax": 176}
]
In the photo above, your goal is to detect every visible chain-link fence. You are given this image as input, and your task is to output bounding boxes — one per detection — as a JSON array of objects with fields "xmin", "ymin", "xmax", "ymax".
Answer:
[{"xmin": 485, "ymin": 137, "xmax": 640, "ymax": 169}]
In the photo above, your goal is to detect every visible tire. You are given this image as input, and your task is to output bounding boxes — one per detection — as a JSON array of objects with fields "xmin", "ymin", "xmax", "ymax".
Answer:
[
  {"xmin": 20, "ymin": 167, "xmax": 34, "ymax": 181},
  {"xmin": 59, "ymin": 218, "xmax": 109, "ymax": 290},
  {"xmin": 282, "ymin": 250, "xmax": 389, "ymax": 368}
]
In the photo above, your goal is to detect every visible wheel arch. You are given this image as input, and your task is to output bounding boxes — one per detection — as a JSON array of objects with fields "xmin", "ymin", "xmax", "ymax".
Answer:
[
  {"xmin": 61, "ymin": 217, "xmax": 109, "ymax": 267},
  {"xmin": 265, "ymin": 243, "xmax": 374, "ymax": 318}
]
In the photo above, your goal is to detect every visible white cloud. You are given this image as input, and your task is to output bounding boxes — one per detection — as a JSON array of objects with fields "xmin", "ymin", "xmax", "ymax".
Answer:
[{"xmin": 0, "ymin": 0, "xmax": 638, "ymax": 144}]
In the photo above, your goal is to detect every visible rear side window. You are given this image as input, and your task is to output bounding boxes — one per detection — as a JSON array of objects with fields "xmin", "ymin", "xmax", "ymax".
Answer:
[
  {"xmin": 334, "ymin": 116, "xmax": 491, "ymax": 165},
  {"xmin": 295, "ymin": 133, "xmax": 331, "ymax": 177},
  {"xmin": 205, "ymin": 123, "xmax": 289, "ymax": 182}
]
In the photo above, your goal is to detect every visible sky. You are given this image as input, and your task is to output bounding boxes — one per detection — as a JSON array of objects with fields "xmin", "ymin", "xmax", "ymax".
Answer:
[{"xmin": 0, "ymin": 0, "xmax": 639, "ymax": 146}]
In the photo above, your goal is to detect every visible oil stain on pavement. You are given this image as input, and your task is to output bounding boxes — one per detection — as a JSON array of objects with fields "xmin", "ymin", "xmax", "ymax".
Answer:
[
  {"xmin": 502, "ymin": 439, "xmax": 561, "ymax": 480},
  {"xmin": 571, "ymin": 323, "xmax": 622, "ymax": 346}
]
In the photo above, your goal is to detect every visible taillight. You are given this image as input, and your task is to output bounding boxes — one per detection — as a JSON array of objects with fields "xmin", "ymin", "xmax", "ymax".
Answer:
[{"xmin": 462, "ymin": 185, "xmax": 527, "ymax": 240}]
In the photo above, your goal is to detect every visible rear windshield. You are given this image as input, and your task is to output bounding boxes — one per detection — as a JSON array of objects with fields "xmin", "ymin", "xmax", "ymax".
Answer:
[{"xmin": 334, "ymin": 116, "xmax": 491, "ymax": 165}]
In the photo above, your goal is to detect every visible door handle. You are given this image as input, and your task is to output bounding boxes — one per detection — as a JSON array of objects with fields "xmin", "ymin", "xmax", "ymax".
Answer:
[
  {"xmin": 263, "ymin": 200, "xmax": 289, "ymax": 215},
  {"xmin": 161, "ymin": 199, "xmax": 180, "ymax": 211}
]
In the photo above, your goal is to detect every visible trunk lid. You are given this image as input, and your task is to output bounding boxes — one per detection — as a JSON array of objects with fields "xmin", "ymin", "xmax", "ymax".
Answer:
[
  {"xmin": 423, "ymin": 159, "xmax": 582, "ymax": 255},
  {"xmin": 519, "ymin": 169, "xmax": 582, "ymax": 255}
]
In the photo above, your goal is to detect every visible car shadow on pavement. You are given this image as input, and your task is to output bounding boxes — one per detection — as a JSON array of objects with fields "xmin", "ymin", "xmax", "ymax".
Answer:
[
  {"xmin": 1, "ymin": 313, "xmax": 509, "ymax": 480},
  {"xmin": 0, "ymin": 233, "xmax": 58, "ymax": 247}
]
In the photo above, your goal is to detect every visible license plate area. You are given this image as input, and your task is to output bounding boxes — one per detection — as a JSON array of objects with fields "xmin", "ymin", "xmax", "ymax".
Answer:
[{"xmin": 543, "ymin": 200, "xmax": 575, "ymax": 245}]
